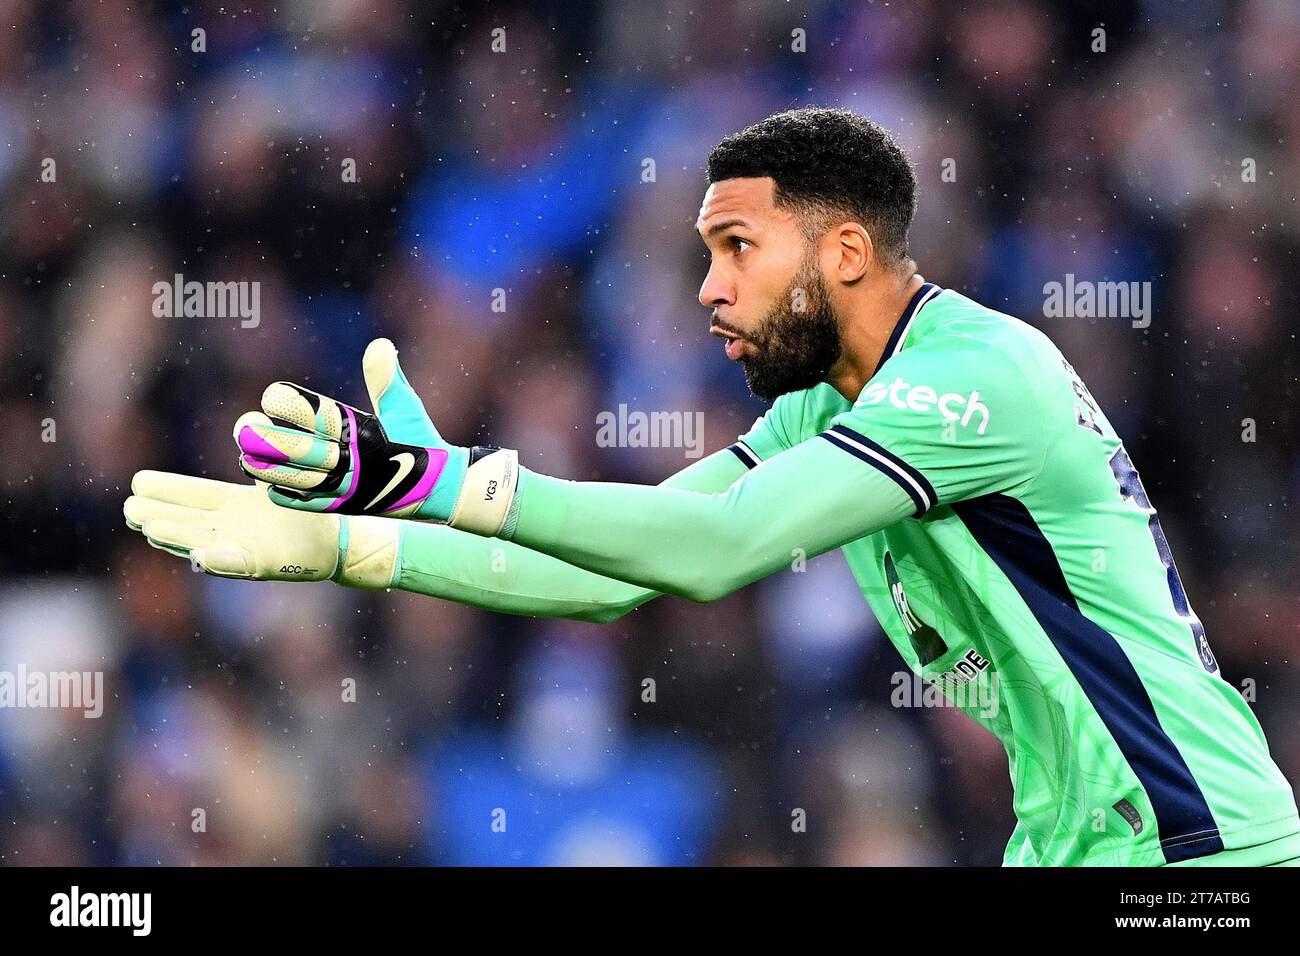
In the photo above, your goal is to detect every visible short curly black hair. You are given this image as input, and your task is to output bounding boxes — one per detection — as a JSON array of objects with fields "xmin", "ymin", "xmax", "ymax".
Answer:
[{"xmin": 707, "ymin": 107, "xmax": 917, "ymax": 270}]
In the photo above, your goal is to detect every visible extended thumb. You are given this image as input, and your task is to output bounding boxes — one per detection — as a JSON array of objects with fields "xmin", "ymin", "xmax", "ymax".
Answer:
[
  {"xmin": 362, "ymin": 337, "xmax": 401, "ymax": 413},
  {"xmin": 361, "ymin": 337, "xmax": 438, "ymax": 442}
]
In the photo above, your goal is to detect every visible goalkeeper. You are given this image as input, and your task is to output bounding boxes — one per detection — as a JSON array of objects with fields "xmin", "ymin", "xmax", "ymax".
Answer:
[{"xmin": 125, "ymin": 107, "xmax": 1300, "ymax": 867}]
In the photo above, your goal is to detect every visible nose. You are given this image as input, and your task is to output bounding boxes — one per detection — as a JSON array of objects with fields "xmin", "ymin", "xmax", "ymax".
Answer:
[{"xmin": 698, "ymin": 261, "xmax": 735, "ymax": 310}]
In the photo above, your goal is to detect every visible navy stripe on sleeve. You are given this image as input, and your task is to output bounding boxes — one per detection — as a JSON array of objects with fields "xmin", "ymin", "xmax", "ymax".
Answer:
[
  {"xmin": 819, "ymin": 424, "xmax": 936, "ymax": 517},
  {"xmin": 727, "ymin": 441, "xmax": 761, "ymax": 469}
]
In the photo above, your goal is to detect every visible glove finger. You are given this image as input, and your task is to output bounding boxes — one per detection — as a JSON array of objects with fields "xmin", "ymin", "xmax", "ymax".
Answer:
[
  {"xmin": 266, "ymin": 486, "xmax": 341, "ymax": 513},
  {"xmin": 144, "ymin": 537, "xmax": 193, "ymax": 560},
  {"xmin": 260, "ymin": 382, "xmax": 358, "ymax": 442},
  {"xmin": 238, "ymin": 455, "xmax": 344, "ymax": 491},
  {"xmin": 124, "ymin": 495, "xmax": 147, "ymax": 531},
  {"xmin": 362, "ymin": 337, "xmax": 441, "ymax": 444},
  {"xmin": 130, "ymin": 470, "xmax": 243, "ymax": 510},
  {"xmin": 190, "ymin": 547, "xmax": 254, "ymax": 579},
  {"xmin": 125, "ymin": 495, "xmax": 208, "ymax": 532},
  {"xmin": 234, "ymin": 411, "xmax": 340, "ymax": 474},
  {"xmin": 140, "ymin": 519, "xmax": 220, "ymax": 554}
]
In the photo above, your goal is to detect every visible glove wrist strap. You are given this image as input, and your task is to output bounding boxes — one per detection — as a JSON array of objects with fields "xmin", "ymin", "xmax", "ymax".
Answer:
[
  {"xmin": 448, "ymin": 446, "xmax": 519, "ymax": 536},
  {"xmin": 335, "ymin": 516, "xmax": 401, "ymax": 588}
]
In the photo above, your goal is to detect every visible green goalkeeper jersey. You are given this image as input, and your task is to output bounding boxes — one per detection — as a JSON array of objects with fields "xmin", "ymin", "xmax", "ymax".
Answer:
[
  {"xmin": 399, "ymin": 280, "xmax": 1298, "ymax": 866},
  {"xmin": 722, "ymin": 282, "xmax": 1299, "ymax": 865}
]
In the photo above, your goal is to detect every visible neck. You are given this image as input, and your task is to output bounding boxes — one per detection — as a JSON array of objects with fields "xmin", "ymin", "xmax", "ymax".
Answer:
[{"xmin": 825, "ymin": 270, "xmax": 924, "ymax": 401}]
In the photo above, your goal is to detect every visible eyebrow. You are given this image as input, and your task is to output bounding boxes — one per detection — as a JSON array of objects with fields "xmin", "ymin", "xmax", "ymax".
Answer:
[{"xmin": 696, "ymin": 218, "xmax": 753, "ymax": 239}]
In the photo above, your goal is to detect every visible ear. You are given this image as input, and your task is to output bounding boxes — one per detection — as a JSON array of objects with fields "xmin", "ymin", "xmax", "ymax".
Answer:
[{"xmin": 829, "ymin": 222, "xmax": 873, "ymax": 282}]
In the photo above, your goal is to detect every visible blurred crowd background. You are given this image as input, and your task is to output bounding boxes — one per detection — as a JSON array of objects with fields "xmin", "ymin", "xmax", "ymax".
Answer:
[{"xmin": 1, "ymin": 0, "xmax": 1298, "ymax": 866}]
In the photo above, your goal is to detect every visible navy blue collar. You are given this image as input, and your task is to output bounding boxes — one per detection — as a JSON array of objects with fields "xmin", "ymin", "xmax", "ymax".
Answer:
[{"xmin": 874, "ymin": 281, "xmax": 943, "ymax": 376}]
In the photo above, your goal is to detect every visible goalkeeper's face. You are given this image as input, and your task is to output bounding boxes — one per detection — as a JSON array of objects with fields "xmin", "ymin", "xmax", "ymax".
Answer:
[{"xmin": 697, "ymin": 178, "xmax": 843, "ymax": 402}]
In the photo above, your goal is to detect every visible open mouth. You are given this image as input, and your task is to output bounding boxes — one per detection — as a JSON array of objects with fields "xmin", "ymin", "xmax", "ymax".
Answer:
[{"xmin": 710, "ymin": 324, "xmax": 749, "ymax": 362}]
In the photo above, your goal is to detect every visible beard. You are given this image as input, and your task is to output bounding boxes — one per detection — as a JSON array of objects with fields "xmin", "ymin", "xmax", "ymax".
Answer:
[{"xmin": 738, "ymin": 255, "xmax": 844, "ymax": 402}]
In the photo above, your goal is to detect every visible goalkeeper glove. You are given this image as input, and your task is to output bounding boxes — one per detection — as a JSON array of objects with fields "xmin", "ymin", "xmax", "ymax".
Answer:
[
  {"xmin": 123, "ymin": 470, "xmax": 400, "ymax": 586},
  {"xmin": 233, "ymin": 338, "xmax": 520, "ymax": 536}
]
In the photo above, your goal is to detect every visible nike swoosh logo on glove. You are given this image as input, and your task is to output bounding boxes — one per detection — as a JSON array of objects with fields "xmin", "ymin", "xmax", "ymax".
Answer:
[{"xmin": 367, "ymin": 452, "xmax": 416, "ymax": 511}]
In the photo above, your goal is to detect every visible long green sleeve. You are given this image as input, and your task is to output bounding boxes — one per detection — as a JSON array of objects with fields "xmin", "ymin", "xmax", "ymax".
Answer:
[
  {"xmin": 508, "ymin": 435, "xmax": 915, "ymax": 602},
  {"xmin": 390, "ymin": 447, "xmax": 748, "ymax": 622}
]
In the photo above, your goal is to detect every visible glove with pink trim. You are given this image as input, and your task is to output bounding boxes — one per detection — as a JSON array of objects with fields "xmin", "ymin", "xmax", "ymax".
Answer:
[{"xmin": 233, "ymin": 338, "xmax": 518, "ymax": 533}]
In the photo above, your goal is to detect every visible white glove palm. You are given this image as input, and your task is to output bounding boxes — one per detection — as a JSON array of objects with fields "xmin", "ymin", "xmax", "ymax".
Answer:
[{"xmin": 124, "ymin": 471, "xmax": 398, "ymax": 587}]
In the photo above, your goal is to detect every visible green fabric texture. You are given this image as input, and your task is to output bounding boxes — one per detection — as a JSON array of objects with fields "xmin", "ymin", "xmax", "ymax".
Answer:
[
  {"xmin": 499, "ymin": 284, "xmax": 1300, "ymax": 866},
  {"xmin": 394, "ymin": 447, "xmax": 748, "ymax": 623}
]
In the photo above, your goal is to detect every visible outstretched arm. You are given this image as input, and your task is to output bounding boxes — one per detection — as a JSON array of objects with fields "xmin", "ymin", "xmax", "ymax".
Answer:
[
  {"xmin": 390, "ymin": 447, "xmax": 747, "ymax": 622},
  {"xmin": 212, "ymin": 336, "xmax": 753, "ymax": 621},
  {"xmin": 224, "ymin": 337, "xmax": 916, "ymax": 604},
  {"xmin": 123, "ymin": 447, "xmax": 752, "ymax": 624},
  {"xmin": 211, "ymin": 336, "xmax": 1038, "ymax": 608},
  {"xmin": 501, "ymin": 432, "xmax": 916, "ymax": 602}
]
